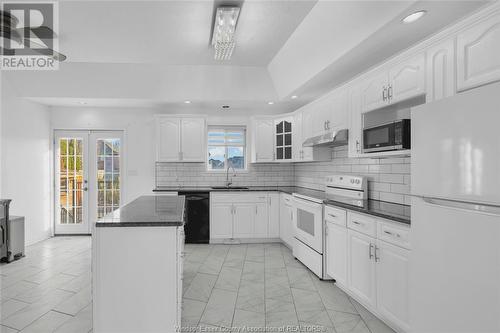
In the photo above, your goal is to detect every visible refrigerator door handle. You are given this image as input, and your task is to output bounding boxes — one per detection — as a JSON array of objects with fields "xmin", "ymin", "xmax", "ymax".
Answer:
[{"xmin": 421, "ymin": 196, "xmax": 500, "ymax": 216}]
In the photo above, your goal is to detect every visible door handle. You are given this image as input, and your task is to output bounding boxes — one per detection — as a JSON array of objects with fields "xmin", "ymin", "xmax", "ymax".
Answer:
[{"xmin": 374, "ymin": 246, "xmax": 380, "ymax": 262}]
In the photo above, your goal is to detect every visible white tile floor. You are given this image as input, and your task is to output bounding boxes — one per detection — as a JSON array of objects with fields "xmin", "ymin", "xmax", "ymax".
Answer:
[{"xmin": 1, "ymin": 237, "xmax": 395, "ymax": 333}]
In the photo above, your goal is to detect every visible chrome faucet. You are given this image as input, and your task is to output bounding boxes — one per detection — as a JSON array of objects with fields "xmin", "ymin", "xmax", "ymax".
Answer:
[{"xmin": 226, "ymin": 163, "xmax": 235, "ymax": 187}]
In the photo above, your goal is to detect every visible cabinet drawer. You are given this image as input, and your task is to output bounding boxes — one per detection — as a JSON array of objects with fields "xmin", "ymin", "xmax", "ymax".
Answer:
[
  {"xmin": 377, "ymin": 220, "xmax": 411, "ymax": 249},
  {"xmin": 324, "ymin": 205, "xmax": 347, "ymax": 227},
  {"xmin": 347, "ymin": 212, "xmax": 377, "ymax": 237},
  {"xmin": 211, "ymin": 192, "xmax": 268, "ymax": 203}
]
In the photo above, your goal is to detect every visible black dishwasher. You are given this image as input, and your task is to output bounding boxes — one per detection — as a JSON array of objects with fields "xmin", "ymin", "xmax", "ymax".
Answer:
[{"xmin": 179, "ymin": 192, "xmax": 209, "ymax": 244}]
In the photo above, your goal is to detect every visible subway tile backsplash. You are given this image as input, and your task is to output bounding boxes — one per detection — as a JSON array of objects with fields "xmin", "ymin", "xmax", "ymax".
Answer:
[
  {"xmin": 156, "ymin": 146, "xmax": 411, "ymax": 205},
  {"xmin": 294, "ymin": 146, "xmax": 411, "ymax": 205},
  {"xmin": 156, "ymin": 162, "xmax": 295, "ymax": 188}
]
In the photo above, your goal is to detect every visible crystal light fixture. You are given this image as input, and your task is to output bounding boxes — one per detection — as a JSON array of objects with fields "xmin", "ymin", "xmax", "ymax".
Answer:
[{"xmin": 212, "ymin": 7, "xmax": 240, "ymax": 60}]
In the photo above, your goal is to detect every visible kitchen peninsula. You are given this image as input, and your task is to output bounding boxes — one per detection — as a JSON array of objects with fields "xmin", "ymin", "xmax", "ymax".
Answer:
[{"xmin": 92, "ymin": 195, "xmax": 185, "ymax": 333}]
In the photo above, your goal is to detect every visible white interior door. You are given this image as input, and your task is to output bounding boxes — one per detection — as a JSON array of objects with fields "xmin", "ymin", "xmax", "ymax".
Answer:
[
  {"xmin": 54, "ymin": 131, "xmax": 89, "ymax": 234},
  {"xmin": 54, "ymin": 130, "xmax": 123, "ymax": 234}
]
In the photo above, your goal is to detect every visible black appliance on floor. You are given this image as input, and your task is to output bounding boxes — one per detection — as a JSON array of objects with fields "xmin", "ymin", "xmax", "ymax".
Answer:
[
  {"xmin": 179, "ymin": 192, "xmax": 209, "ymax": 244},
  {"xmin": 1, "ymin": 199, "xmax": 12, "ymax": 261}
]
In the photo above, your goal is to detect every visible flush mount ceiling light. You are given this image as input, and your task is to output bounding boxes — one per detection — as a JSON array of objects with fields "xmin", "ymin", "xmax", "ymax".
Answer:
[
  {"xmin": 212, "ymin": 7, "xmax": 240, "ymax": 60},
  {"xmin": 268, "ymin": 101, "xmax": 274, "ymax": 105},
  {"xmin": 402, "ymin": 10, "xmax": 427, "ymax": 24},
  {"xmin": 291, "ymin": 95, "xmax": 298, "ymax": 99},
  {"xmin": 184, "ymin": 100, "xmax": 191, "ymax": 104}
]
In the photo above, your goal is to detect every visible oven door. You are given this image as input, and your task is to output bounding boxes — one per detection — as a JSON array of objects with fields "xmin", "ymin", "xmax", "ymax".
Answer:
[
  {"xmin": 293, "ymin": 196, "xmax": 323, "ymax": 254},
  {"xmin": 363, "ymin": 122, "xmax": 397, "ymax": 152}
]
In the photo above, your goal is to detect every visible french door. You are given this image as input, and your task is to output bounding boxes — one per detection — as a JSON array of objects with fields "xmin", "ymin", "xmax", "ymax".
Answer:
[{"xmin": 54, "ymin": 130, "xmax": 123, "ymax": 234}]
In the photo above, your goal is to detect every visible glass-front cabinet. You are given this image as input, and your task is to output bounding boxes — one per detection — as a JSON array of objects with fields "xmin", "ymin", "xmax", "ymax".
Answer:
[{"xmin": 274, "ymin": 117, "xmax": 293, "ymax": 161}]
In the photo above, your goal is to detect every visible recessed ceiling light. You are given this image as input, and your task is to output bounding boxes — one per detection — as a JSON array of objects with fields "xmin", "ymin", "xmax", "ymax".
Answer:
[
  {"xmin": 402, "ymin": 10, "xmax": 427, "ymax": 24},
  {"xmin": 268, "ymin": 101, "xmax": 274, "ymax": 105},
  {"xmin": 291, "ymin": 95, "xmax": 298, "ymax": 99},
  {"xmin": 184, "ymin": 100, "xmax": 191, "ymax": 104}
]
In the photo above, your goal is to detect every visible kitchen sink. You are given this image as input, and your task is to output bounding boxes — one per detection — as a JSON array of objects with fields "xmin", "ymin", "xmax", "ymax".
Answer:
[{"xmin": 211, "ymin": 186, "xmax": 249, "ymax": 190}]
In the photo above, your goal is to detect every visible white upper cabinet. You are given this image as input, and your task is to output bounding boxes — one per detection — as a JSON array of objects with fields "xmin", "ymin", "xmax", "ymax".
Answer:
[
  {"xmin": 274, "ymin": 117, "xmax": 293, "ymax": 161},
  {"xmin": 426, "ymin": 39, "xmax": 456, "ymax": 102},
  {"xmin": 361, "ymin": 54, "xmax": 425, "ymax": 112},
  {"xmin": 180, "ymin": 118, "xmax": 206, "ymax": 162},
  {"xmin": 389, "ymin": 54, "xmax": 426, "ymax": 103},
  {"xmin": 361, "ymin": 71, "xmax": 389, "ymax": 112},
  {"xmin": 156, "ymin": 116, "xmax": 206, "ymax": 162},
  {"xmin": 348, "ymin": 86, "xmax": 363, "ymax": 158},
  {"xmin": 253, "ymin": 118, "xmax": 275, "ymax": 163},
  {"xmin": 457, "ymin": 13, "xmax": 500, "ymax": 91},
  {"xmin": 157, "ymin": 117, "xmax": 181, "ymax": 162}
]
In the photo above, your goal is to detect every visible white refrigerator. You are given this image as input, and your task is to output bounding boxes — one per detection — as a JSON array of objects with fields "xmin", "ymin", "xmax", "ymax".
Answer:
[{"xmin": 410, "ymin": 82, "xmax": 500, "ymax": 332}]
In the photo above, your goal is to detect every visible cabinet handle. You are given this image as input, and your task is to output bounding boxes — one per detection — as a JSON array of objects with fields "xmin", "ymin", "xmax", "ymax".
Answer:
[
  {"xmin": 256, "ymin": 153, "xmax": 258, "ymax": 160},
  {"xmin": 356, "ymin": 140, "xmax": 360, "ymax": 153},
  {"xmin": 384, "ymin": 230, "xmax": 401, "ymax": 238},
  {"xmin": 352, "ymin": 220, "xmax": 363, "ymax": 226},
  {"xmin": 382, "ymin": 86, "xmax": 387, "ymax": 101},
  {"xmin": 369, "ymin": 243, "xmax": 374, "ymax": 259},
  {"xmin": 375, "ymin": 246, "xmax": 380, "ymax": 262},
  {"xmin": 325, "ymin": 226, "xmax": 328, "ymax": 236},
  {"xmin": 326, "ymin": 120, "xmax": 330, "ymax": 130},
  {"xmin": 255, "ymin": 206, "xmax": 258, "ymax": 215},
  {"xmin": 328, "ymin": 213, "xmax": 337, "ymax": 218},
  {"xmin": 388, "ymin": 85, "xmax": 393, "ymax": 100}
]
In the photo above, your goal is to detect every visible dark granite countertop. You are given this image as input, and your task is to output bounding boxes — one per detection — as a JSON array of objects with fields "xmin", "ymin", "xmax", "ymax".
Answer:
[
  {"xmin": 96, "ymin": 195, "xmax": 185, "ymax": 227},
  {"xmin": 324, "ymin": 199, "xmax": 411, "ymax": 225},
  {"xmin": 153, "ymin": 186, "xmax": 410, "ymax": 224}
]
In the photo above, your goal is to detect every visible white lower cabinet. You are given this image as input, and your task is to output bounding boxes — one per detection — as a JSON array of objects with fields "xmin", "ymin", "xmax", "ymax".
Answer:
[
  {"xmin": 324, "ymin": 211, "xmax": 411, "ymax": 333},
  {"xmin": 325, "ymin": 221, "xmax": 347, "ymax": 287},
  {"xmin": 347, "ymin": 229, "xmax": 377, "ymax": 309},
  {"xmin": 210, "ymin": 192, "xmax": 280, "ymax": 241},
  {"xmin": 210, "ymin": 203, "xmax": 233, "ymax": 239},
  {"xmin": 376, "ymin": 240, "xmax": 410, "ymax": 333},
  {"xmin": 233, "ymin": 203, "xmax": 256, "ymax": 238},
  {"xmin": 279, "ymin": 193, "xmax": 294, "ymax": 248}
]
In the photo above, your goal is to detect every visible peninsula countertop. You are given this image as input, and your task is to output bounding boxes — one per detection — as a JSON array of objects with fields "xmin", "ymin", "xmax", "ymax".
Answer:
[{"xmin": 95, "ymin": 195, "xmax": 185, "ymax": 227}]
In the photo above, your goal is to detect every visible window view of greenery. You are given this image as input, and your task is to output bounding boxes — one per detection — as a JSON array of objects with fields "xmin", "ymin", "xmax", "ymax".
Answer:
[
  {"xmin": 208, "ymin": 128, "xmax": 246, "ymax": 170},
  {"xmin": 97, "ymin": 139, "xmax": 121, "ymax": 218},
  {"xmin": 59, "ymin": 138, "xmax": 84, "ymax": 224}
]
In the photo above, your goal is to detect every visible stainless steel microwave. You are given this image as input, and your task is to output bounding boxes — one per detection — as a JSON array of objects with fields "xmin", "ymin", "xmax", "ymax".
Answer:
[{"xmin": 363, "ymin": 119, "xmax": 411, "ymax": 153}]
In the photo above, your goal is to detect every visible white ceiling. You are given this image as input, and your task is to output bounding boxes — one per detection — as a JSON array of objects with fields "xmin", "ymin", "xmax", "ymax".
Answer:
[
  {"xmin": 3, "ymin": 0, "xmax": 490, "ymax": 113},
  {"xmin": 58, "ymin": 0, "xmax": 316, "ymax": 66}
]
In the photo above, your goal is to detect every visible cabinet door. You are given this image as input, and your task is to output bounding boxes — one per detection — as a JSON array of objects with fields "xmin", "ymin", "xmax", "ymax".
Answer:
[
  {"xmin": 301, "ymin": 108, "xmax": 314, "ymax": 139},
  {"xmin": 181, "ymin": 118, "xmax": 205, "ymax": 162},
  {"xmin": 457, "ymin": 13, "xmax": 500, "ymax": 91},
  {"xmin": 389, "ymin": 53, "xmax": 425, "ymax": 103},
  {"xmin": 275, "ymin": 118, "xmax": 293, "ymax": 161},
  {"xmin": 361, "ymin": 71, "xmax": 389, "ymax": 112},
  {"xmin": 233, "ymin": 203, "xmax": 255, "ymax": 238},
  {"xmin": 348, "ymin": 86, "xmax": 363, "ymax": 158},
  {"xmin": 326, "ymin": 222, "xmax": 347, "ymax": 286},
  {"xmin": 254, "ymin": 202, "xmax": 268, "ymax": 238},
  {"xmin": 292, "ymin": 112, "xmax": 303, "ymax": 161},
  {"xmin": 211, "ymin": 203, "xmax": 233, "ymax": 239},
  {"xmin": 426, "ymin": 39, "xmax": 455, "ymax": 102},
  {"xmin": 268, "ymin": 193, "xmax": 280, "ymax": 238},
  {"xmin": 254, "ymin": 119, "xmax": 275, "ymax": 162},
  {"xmin": 157, "ymin": 117, "xmax": 181, "ymax": 162},
  {"xmin": 347, "ymin": 229, "xmax": 376, "ymax": 308},
  {"xmin": 376, "ymin": 240, "xmax": 410, "ymax": 332},
  {"xmin": 330, "ymin": 89, "xmax": 348, "ymax": 131}
]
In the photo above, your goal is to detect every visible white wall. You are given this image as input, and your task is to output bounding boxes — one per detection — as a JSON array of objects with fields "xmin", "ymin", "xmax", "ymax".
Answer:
[
  {"xmin": 49, "ymin": 108, "xmax": 259, "ymax": 202},
  {"xmin": 1, "ymin": 78, "xmax": 52, "ymax": 245}
]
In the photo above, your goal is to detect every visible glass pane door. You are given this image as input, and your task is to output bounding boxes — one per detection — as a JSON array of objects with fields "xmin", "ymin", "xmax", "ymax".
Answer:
[
  {"xmin": 55, "ymin": 131, "xmax": 89, "ymax": 234},
  {"xmin": 89, "ymin": 131, "xmax": 123, "ymax": 225}
]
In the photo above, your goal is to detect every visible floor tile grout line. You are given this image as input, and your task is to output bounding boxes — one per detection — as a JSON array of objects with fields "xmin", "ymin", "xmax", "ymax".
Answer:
[{"xmin": 229, "ymin": 244, "xmax": 247, "ymax": 329}]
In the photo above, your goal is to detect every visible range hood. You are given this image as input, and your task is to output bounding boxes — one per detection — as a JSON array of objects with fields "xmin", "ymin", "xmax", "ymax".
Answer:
[{"xmin": 302, "ymin": 129, "xmax": 348, "ymax": 147}]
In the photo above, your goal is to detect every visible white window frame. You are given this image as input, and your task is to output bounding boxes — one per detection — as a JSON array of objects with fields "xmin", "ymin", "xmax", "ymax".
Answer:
[{"xmin": 207, "ymin": 126, "xmax": 247, "ymax": 172}]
